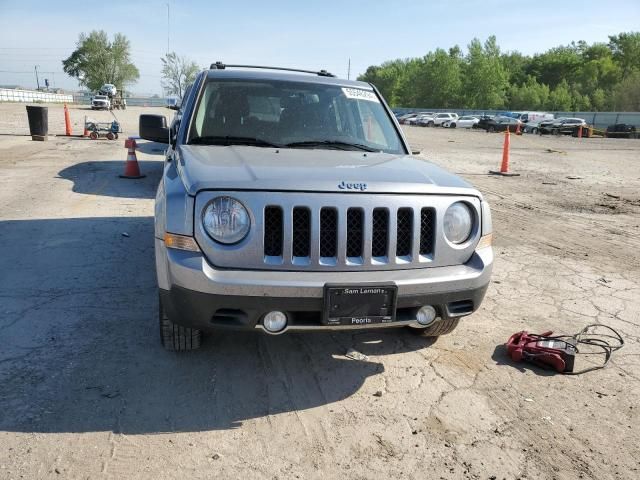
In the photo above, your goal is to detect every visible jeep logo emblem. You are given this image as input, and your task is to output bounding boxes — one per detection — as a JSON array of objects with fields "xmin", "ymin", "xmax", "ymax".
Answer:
[{"xmin": 338, "ymin": 181, "xmax": 367, "ymax": 191}]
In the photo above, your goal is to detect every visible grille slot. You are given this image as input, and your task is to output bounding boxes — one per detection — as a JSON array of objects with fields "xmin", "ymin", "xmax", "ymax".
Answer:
[
  {"xmin": 372, "ymin": 208, "xmax": 389, "ymax": 258},
  {"xmin": 292, "ymin": 207, "xmax": 311, "ymax": 257},
  {"xmin": 346, "ymin": 208, "xmax": 364, "ymax": 258},
  {"xmin": 420, "ymin": 208, "xmax": 435, "ymax": 255},
  {"xmin": 396, "ymin": 208, "xmax": 413, "ymax": 257},
  {"xmin": 264, "ymin": 206, "xmax": 283, "ymax": 256},
  {"xmin": 320, "ymin": 208, "xmax": 338, "ymax": 257}
]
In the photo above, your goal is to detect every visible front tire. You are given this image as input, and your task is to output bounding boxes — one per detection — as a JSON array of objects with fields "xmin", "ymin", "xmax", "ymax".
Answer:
[
  {"xmin": 407, "ymin": 318, "xmax": 461, "ymax": 337},
  {"xmin": 427, "ymin": 121, "xmax": 434, "ymax": 127},
  {"xmin": 449, "ymin": 123, "xmax": 456, "ymax": 128},
  {"xmin": 159, "ymin": 296, "xmax": 202, "ymax": 351}
]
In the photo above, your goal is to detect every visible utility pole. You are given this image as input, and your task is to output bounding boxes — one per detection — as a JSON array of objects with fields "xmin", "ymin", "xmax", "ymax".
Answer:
[
  {"xmin": 347, "ymin": 58, "xmax": 351, "ymax": 80},
  {"xmin": 34, "ymin": 65, "xmax": 40, "ymax": 90},
  {"xmin": 167, "ymin": 3, "xmax": 170, "ymax": 55}
]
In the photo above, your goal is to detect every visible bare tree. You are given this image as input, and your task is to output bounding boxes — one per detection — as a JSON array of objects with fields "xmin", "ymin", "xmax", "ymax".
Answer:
[{"xmin": 161, "ymin": 52, "xmax": 199, "ymax": 98}]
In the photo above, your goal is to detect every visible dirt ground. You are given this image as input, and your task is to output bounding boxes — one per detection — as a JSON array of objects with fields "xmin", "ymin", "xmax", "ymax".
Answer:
[{"xmin": 0, "ymin": 103, "xmax": 638, "ymax": 480}]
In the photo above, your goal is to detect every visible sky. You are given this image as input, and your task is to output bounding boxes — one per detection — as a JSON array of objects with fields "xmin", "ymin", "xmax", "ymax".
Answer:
[{"xmin": 1, "ymin": 0, "xmax": 639, "ymax": 95}]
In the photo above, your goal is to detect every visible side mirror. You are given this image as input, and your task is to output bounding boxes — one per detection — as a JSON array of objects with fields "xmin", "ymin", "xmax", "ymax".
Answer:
[{"xmin": 139, "ymin": 114, "xmax": 170, "ymax": 144}]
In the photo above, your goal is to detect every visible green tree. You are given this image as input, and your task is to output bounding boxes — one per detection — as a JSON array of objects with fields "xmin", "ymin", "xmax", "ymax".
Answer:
[
  {"xmin": 575, "ymin": 43, "xmax": 621, "ymax": 96},
  {"xmin": 501, "ymin": 51, "xmax": 530, "ymax": 86},
  {"xmin": 161, "ymin": 52, "xmax": 200, "ymax": 97},
  {"xmin": 462, "ymin": 36, "xmax": 509, "ymax": 108},
  {"xmin": 62, "ymin": 30, "xmax": 139, "ymax": 92},
  {"xmin": 527, "ymin": 45, "xmax": 581, "ymax": 89},
  {"xmin": 508, "ymin": 76, "xmax": 549, "ymax": 110},
  {"xmin": 608, "ymin": 32, "xmax": 640, "ymax": 76},
  {"xmin": 590, "ymin": 88, "xmax": 609, "ymax": 111},
  {"xmin": 547, "ymin": 80, "xmax": 573, "ymax": 111},
  {"xmin": 412, "ymin": 48, "xmax": 463, "ymax": 108},
  {"xmin": 612, "ymin": 71, "xmax": 640, "ymax": 111},
  {"xmin": 358, "ymin": 59, "xmax": 406, "ymax": 102},
  {"xmin": 391, "ymin": 58, "xmax": 423, "ymax": 107}
]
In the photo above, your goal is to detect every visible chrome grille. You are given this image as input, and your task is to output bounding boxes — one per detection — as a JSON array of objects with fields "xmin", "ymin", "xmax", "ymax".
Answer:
[
  {"xmin": 264, "ymin": 204, "xmax": 436, "ymax": 267},
  {"xmin": 194, "ymin": 191, "xmax": 482, "ymax": 272}
]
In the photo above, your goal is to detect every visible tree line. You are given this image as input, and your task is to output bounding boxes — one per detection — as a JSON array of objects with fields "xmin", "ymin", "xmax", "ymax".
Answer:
[{"xmin": 358, "ymin": 33, "xmax": 640, "ymax": 112}]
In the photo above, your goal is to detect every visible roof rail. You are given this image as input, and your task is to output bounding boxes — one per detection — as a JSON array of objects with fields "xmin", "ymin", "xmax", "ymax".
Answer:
[{"xmin": 209, "ymin": 62, "xmax": 336, "ymax": 78}]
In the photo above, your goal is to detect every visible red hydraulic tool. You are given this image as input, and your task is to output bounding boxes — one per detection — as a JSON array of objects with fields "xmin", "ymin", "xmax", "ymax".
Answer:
[{"xmin": 506, "ymin": 325, "xmax": 623, "ymax": 375}]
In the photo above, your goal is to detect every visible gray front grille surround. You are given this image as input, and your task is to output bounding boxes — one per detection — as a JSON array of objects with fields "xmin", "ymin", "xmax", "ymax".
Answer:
[{"xmin": 194, "ymin": 191, "xmax": 482, "ymax": 272}]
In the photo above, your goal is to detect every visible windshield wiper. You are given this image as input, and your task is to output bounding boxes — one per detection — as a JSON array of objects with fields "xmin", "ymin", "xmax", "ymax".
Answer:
[
  {"xmin": 284, "ymin": 140, "xmax": 378, "ymax": 152},
  {"xmin": 189, "ymin": 135, "xmax": 282, "ymax": 148}
]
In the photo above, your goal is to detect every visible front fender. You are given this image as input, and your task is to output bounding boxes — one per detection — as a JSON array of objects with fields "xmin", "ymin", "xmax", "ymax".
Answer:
[{"xmin": 155, "ymin": 159, "xmax": 194, "ymax": 239}]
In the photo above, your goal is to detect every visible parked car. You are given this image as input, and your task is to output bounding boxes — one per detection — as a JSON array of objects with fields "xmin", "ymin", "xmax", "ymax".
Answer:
[
  {"xmin": 408, "ymin": 112, "xmax": 435, "ymax": 125},
  {"xmin": 472, "ymin": 115, "xmax": 494, "ymax": 130},
  {"xmin": 536, "ymin": 118, "xmax": 560, "ymax": 134},
  {"xmin": 522, "ymin": 121, "xmax": 542, "ymax": 134},
  {"xmin": 420, "ymin": 112, "xmax": 458, "ymax": 127},
  {"xmin": 477, "ymin": 116, "xmax": 522, "ymax": 133},
  {"xmin": 398, "ymin": 113, "xmax": 418, "ymax": 124},
  {"xmin": 99, "ymin": 83, "xmax": 117, "ymax": 97},
  {"xmin": 517, "ymin": 111, "xmax": 554, "ymax": 124},
  {"xmin": 606, "ymin": 123, "xmax": 638, "ymax": 139},
  {"xmin": 138, "ymin": 62, "xmax": 493, "ymax": 350},
  {"xmin": 539, "ymin": 118, "xmax": 586, "ymax": 135},
  {"xmin": 444, "ymin": 116, "xmax": 479, "ymax": 129},
  {"xmin": 91, "ymin": 95, "xmax": 111, "ymax": 110}
]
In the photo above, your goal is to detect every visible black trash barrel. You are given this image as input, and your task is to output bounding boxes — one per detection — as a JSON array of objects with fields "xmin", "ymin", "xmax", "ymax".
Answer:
[{"xmin": 26, "ymin": 105, "xmax": 48, "ymax": 141}]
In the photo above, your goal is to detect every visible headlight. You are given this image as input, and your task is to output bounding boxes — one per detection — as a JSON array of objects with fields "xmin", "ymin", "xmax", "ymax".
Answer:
[
  {"xmin": 444, "ymin": 202, "xmax": 473, "ymax": 244},
  {"xmin": 202, "ymin": 196, "xmax": 250, "ymax": 244}
]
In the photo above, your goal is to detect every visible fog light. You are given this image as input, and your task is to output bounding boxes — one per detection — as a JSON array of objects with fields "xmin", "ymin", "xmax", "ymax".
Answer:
[
  {"xmin": 416, "ymin": 305, "xmax": 437, "ymax": 326},
  {"xmin": 263, "ymin": 311, "xmax": 288, "ymax": 333}
]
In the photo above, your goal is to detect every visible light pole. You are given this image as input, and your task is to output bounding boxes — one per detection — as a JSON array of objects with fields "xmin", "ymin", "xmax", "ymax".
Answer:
[{"xmin": 34, "ymin": 65, "xmax": 40, "ymax": 90}]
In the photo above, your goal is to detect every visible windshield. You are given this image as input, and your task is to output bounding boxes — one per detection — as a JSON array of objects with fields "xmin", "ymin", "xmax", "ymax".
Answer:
[{"xmin": 188, "ymin": 78, "xmax": 405, "ymax": 154}]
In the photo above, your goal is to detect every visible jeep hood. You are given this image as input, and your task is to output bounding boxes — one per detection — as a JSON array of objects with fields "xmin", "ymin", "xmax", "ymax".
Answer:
[{"xmin": 177, "ymin": 145, "xmax": 476, "ymax": 196}]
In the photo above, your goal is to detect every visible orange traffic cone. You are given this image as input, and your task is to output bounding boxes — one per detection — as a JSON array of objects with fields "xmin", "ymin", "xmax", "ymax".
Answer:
[
  {"xmin": 64, "ymin": 103, "xmax": 72, "ymax": 136},
  {"xmin": 490, "ymin": 129, "xmax": 520, "ymax": 176},
  {"xmin": 120, "ymin": 138, "xmax": 146, "ymax": 179},
  {"xmin": 83, "ymin": 115, "xmax": 89, "ymax": 137}
]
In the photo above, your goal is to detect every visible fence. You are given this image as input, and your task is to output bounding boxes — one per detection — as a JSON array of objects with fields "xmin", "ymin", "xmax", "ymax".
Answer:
[
  {"xmin": 72, "ymin": 94, "xmax": 167, "ymax": 107},
  {"xmin": 0, "ymin": 88, "xmax": 73, "ymax": 104},
  {"xmin": 393, "ymin": 107, "xmax": 640, "ymax": 130}
]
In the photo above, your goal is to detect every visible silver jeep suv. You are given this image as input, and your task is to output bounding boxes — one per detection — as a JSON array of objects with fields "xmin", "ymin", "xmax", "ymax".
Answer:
[{"xmin": 139, "ymin": 63, "xmax": 493, "ymax": 351}]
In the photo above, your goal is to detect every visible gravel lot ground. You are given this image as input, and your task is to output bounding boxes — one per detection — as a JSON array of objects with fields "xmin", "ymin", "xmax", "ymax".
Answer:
[{"xmin": 0, "ymin": 103, "xmax": 638, "ymax": 479}]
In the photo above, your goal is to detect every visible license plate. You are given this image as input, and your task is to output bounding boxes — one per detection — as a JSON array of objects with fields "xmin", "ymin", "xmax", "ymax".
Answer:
[{"xmin": 323, "ymin": 285, "xmax": 397, "ymax": 326}]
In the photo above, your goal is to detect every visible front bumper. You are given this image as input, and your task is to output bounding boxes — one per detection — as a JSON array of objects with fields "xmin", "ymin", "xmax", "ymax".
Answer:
[{"xmin": 156, "ymin": 238, "xmax": 493, "ymax": 333}]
